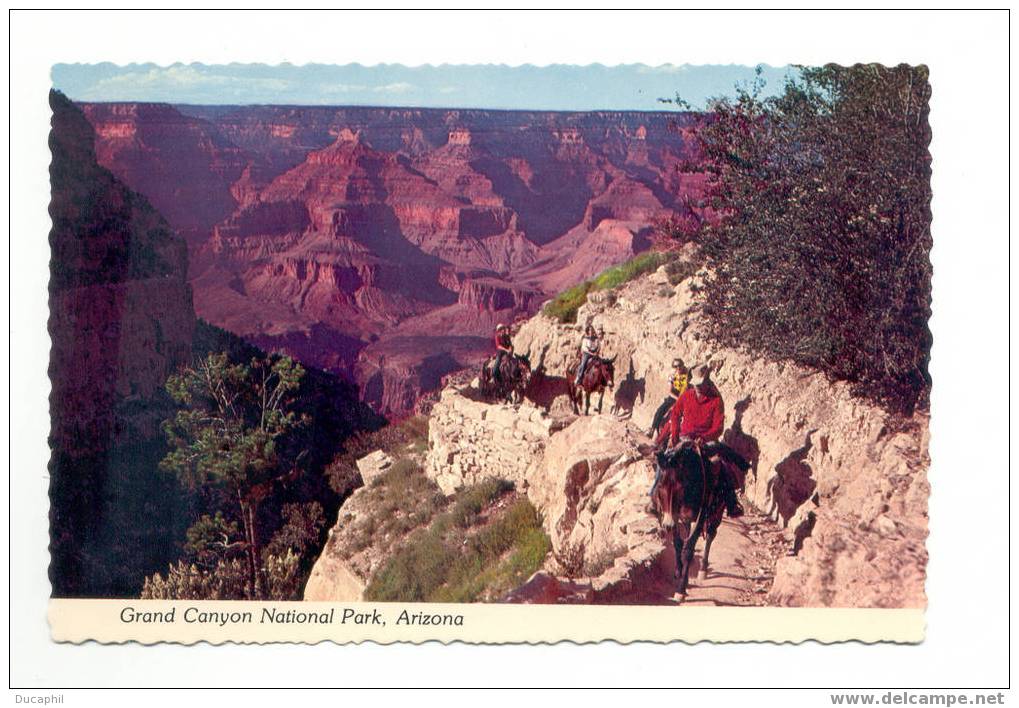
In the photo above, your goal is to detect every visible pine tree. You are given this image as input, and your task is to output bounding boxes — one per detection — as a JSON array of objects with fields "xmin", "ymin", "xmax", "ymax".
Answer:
[{"xmin": 158, "ymin": 352, "xmax": 307, "ymax": 598}]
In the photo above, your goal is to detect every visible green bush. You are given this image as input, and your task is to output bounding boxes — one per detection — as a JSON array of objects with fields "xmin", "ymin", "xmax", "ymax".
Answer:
[
  {"xmin": 542, "ymin": 281, "xmax": 593, "ymax": 324},
  {"xmin": 364, "ymin": 481, "xmax": 550, "ymax": 603},
  {"xmin": 591, "ymin": 251, "xmax": 668, "ymax": 290},
  {"xmin": 339, "ymin": 457, "xmax": 446, "ymax": 560},
  {"xmin": 543, "ymin": 251, "xmax": 675, "ymax": 324},
  {"xmin": 325, "ymin": 415, "xmax": 430, "ymax": 494},
  {"xmin": 685, "ymin": 64, "xmax": 932, "ymax": 413},
  {"xmin": 664, "ymin": 258, "xmax": 698, "ymax": 286},
  {"xmin": 450, "ymin": 478, "xmax": 513, "ymax": 528}
]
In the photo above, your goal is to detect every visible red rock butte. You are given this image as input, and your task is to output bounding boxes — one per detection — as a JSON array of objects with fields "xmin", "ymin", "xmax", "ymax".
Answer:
[{"xmin": 79, "ymin": 102, "xmax": 710, "ymax": 416}]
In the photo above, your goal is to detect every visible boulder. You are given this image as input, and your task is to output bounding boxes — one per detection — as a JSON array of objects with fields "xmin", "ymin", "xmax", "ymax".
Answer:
[
  {"xmin": 526, "ymin": 415, "xmax": 674, "ymax": 603},
  {"xmin": 355, "ymin": 450, "xmax": 393, "ymax": 486}
]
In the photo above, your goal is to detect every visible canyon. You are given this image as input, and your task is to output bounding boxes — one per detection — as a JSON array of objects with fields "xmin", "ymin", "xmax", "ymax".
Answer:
[{"xmin": 79, "ymin": 102, "xmax": 705, "ymax": 416}]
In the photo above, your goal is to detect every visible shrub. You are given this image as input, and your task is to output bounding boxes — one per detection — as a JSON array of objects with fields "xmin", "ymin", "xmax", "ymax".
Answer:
[
  {"xmin": 450, "ymin": 478, "xmax": 514, "ymax": 528},
  {"xmin": 552, "ymin": 540, "xmax": 586, "ymax": 579},
  {"xmin": 664, "ymin": 258, "xmax": 698, "ymax": 286},
  {"xmin": 338, "ymin": 457, "xmax": 446, "ymax": 560},
  {"xmin": 543, "ymin": 281, "xmax": 593, "ymax": 324},
  {"xmin": 543, "ymin": 251, "xmax": 675, "ymax": 324},
  {"xmin": 364, "ymin": 482, "xmax": 550, "ymax": 603},
  {"xmin": 325, "ymin": 415, "xmax": 430, "ymax": 494},
  {"xmin": 680, "ymin": 64, "xmax": 932, "ymax": 413},
  {"xmin": 591, "ymin": 251, "xmax": 668, "ymax": 291}
]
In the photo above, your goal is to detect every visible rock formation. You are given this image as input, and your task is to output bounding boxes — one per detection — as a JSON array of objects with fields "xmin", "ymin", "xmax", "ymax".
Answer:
[
  {"xmin": 79, "ymin": 102, "xmax": 707, "ymax": 416},
  {"xmin": 414, "ymin": 256, "xmax": 927, "ymax": 607}
]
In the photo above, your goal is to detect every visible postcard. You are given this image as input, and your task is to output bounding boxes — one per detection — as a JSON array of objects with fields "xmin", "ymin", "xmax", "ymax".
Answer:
[{"xmin": 45, "ymin": 61, "xmax": 930, "ymax": 644}]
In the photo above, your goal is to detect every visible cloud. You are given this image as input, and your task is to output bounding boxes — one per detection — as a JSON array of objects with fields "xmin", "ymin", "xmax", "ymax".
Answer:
[
  {"xmin": 317, "ymin": 83, "xmax": 370, "ymax": 94},
  {"xmin": 372, "ymin": 82, "xmax": 414, "ymax": 94},
  {"xmin": 636, "ymin": 64, "xmax": 690, "ymax": 75},
  {"xmin": 78, "ymin": 65, "xmax": 292, "ymax": 99},
  {"xmin": 438, "ymin": 86, "xmax": 458, "ymax": 94}
]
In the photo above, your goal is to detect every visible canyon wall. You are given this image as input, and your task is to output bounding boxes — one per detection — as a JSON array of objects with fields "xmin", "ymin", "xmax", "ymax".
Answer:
[
  {"xmin": 80, "ymin": 102, "xmax": 707, "ymax": 415},
  {"xmin": 416, "ymin": 259, "xmax": 928, "ymax": 608},
  {"xmin": 49, "ymin": 91, "xmax": 197, "ymax": 595}
]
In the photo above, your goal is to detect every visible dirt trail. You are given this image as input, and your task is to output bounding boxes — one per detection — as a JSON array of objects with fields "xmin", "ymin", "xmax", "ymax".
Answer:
[{"xmin": 671, "ymin": 509, "xmax": 790, "ymax": 607}]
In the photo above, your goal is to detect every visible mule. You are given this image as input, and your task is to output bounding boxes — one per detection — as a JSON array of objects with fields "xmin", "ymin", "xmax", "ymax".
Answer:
[
  {"xmin": 650, "ymin": 443, "xmax": 729, "ymax": 599},
  {"xmin": 569, "ymin": 355, "xmax": 616, "ymax": 415},
  {"xmin": 479, "ymin": 353, "xmax": 531, "ymax": 404}
]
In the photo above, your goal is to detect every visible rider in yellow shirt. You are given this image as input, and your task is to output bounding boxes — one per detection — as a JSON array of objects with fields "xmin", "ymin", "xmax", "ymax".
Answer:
[{"xmin": 649, "ymin": 358, "xmax": 688, "ymax": 438}]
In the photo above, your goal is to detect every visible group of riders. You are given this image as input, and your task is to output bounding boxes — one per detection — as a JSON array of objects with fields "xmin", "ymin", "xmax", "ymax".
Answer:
[{"xmin": 486, "ymin": 322, "xmax": 748, "ymax": 521}]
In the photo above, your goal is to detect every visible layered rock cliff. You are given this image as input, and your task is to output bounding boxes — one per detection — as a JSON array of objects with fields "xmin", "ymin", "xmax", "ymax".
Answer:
[
  {"xmin": 79, "ymin": 102, "xmax": 706, "ymax": 415},
  {"xmin": 49, "ymin": 91, "xmax": 197, "ymax": 595}
]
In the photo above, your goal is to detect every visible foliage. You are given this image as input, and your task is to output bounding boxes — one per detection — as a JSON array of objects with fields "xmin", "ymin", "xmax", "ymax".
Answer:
[
  {"xmin": 592, "ymin": 251, "xmax": 670, "ymax": 290},
  {"xmin": 675, "ymin": 64, "xmax": 932, "ymax": 412},
  {"xmin": 141, "ymin": 559, "xmax": 249, "ymax": 600},
  {"xmin": 364, "ymin": 480, "xmax": 550, "ymax": 603},
  {"xmin": 324, "ymin": 415, "xmax": 429, "ymax": 494},
  {"xmin": 543, "ymin": 251, "xmax": 674, "ymax": 323},
  {"xmin": 184, "ymin": 512, "xmax": 244, "ymax": 569},
  {"xmin": 140, "ymin": 547, "xmax": 306, "ymax": 601},
  {"xmin": 664, "ymin": 258, "xmax": 699, "ymax": 286},
  {"xmin": 160, "ymin": 352, "xmax": 306, "ymax": 491},
  {"xmin": 449, "ymin": 478, "xmax": 514, "ymax": 528},
  {"xmin": 263, "ymin": 502, "xmax": 326, "ymax": 559},
  {"xmin": 542, "ymin": 281, "xmax": 594, "ymax": 324},
  {"xmin": 341, "ymin": 458, "xmax": 447, "ymax": 558},
  {"xmin": 158, "ymin": 351, "xmax": 308, "ymax": 598}
]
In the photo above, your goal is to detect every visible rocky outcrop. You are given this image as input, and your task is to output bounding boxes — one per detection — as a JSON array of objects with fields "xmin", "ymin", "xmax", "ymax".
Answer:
[
  {"xmin": 355, "ymin": 450, "xmax": 393, "ymax": 486},
  {"xmin": 414, "ymin": 250, "xmax": 928, "ymax": 607},
  {"xmin": 49, "ymin": 91, "xmax": 196, "ymax": 461},
  {"xmin": 426, "ymin": 389, "xmax": 558, "ymax": 495},
  {"xmin": 80, "ymin": 102, "xmax": 249, "ymax": 244},
  {"xmin": 504, "ymin": 259, "xmax": 928, "ymax": 608},
  {"xmin": 304, "ymin": 256, "xmax": 927, "ymax": 607},
  {"xmin": 524, "ymin": 416, "xmax": 674, "ymax": 602},
  {"xmin": 425, "ymin": 389, "xmax": 674, "ymax": 603}
]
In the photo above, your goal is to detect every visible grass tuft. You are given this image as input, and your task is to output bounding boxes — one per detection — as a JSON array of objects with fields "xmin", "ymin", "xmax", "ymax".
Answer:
[
  {"xmin": 542, "ymin": 251, "xmax": 676, "ymax": 323},
  {"xmin": 364, "ymin": 480, "xmax": 550, "ymax": 603}
]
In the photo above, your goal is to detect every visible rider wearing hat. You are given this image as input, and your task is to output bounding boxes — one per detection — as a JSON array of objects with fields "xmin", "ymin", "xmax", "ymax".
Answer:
[
  {"xmin": 492, "ymin": 323, "xmax": 514, "ymax": 383},
  {"xmin": 655, "ymin": 364, "xmax": 745, "ymax": 517},
  {"xmin": 575, "ymin": 324, "xmax": 602, "ymax": 386}
]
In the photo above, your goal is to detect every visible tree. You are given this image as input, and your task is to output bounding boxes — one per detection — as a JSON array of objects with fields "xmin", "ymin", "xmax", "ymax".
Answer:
[
  {"xmin": 671, "ymin": 64, "xmax": 932, "ymax": 413},
  {"xmin": 159, "ymin": 352, "xmax": 308, "ymax": 598}
]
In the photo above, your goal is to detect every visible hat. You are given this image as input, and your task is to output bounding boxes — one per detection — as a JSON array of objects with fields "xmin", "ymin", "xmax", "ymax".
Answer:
[
  {"xmin": 690, "ymin": 364, "xmax": 711, "ymax": 386},
  {"xmin": 496, "ymin": 323, "xmax": 507, "ymax": 331}
]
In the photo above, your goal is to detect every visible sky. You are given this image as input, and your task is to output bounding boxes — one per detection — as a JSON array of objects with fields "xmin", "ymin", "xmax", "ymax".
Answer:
[{"xmin": 52, "ymin": 63, "xmax": 795, "ymax": 111}]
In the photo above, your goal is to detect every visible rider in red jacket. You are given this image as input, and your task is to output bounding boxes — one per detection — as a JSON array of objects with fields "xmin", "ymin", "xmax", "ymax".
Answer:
[
  {"xmin": 655, "ymin": 377, "xmax": 724, "ymax": 447},
  {"xmin": 654, "ymin": 365, "xmax": 744, "ymax": 517}
]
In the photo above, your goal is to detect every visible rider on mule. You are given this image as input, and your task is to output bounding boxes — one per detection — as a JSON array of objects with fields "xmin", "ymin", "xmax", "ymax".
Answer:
[
  {"xmin": 492, "ymin": 323, "xmax": 514, "ymax": 383},
  {"xmin": 649, "ymin": 357, "xmax": 689, "ymax": 438},
  {"xmin": 574, "ymin": 324, "xmax": 602, "ymax": 385},
  {"xmin": 654, "ymin": 364, "xmax": 746, "ymax": 518}
]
